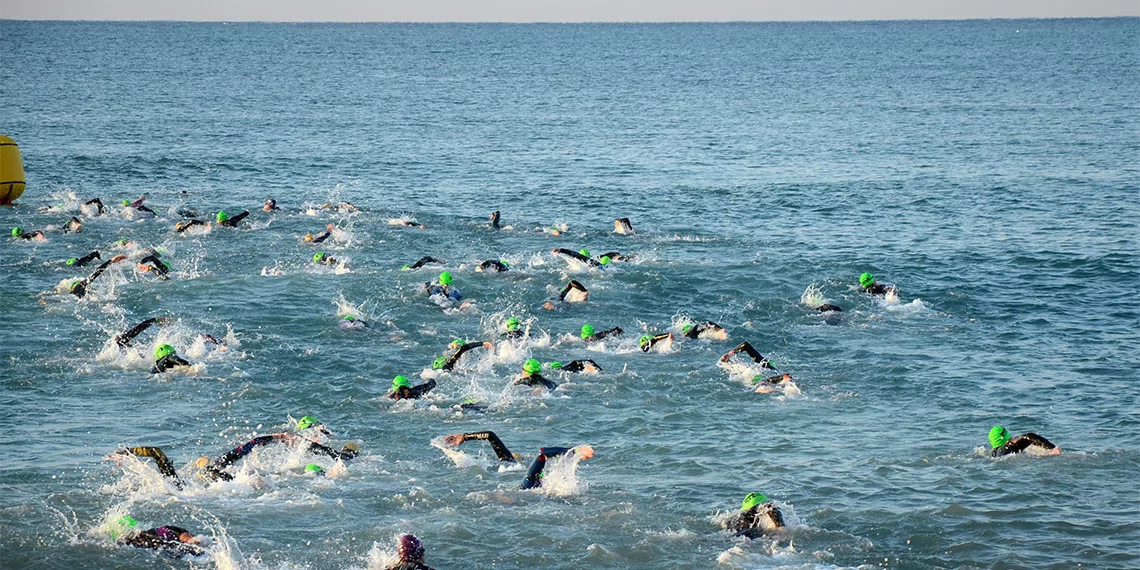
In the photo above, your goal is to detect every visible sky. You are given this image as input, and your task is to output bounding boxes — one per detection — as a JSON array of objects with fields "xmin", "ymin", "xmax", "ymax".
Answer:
[{"xmin": 3, "ymin": 0, "xmax": 1139, "ymax": 22}]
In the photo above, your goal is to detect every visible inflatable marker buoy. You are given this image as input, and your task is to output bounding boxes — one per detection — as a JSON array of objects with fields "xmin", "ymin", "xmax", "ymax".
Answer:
[{"xmin": 0, "ymin": 135, "xmax": 27, "ymax": 205}]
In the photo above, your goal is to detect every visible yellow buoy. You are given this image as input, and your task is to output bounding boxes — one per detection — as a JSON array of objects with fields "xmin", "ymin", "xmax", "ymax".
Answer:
[{"xmin": 0, "ymin": 135, "xmax": 27, "ymax": 206}]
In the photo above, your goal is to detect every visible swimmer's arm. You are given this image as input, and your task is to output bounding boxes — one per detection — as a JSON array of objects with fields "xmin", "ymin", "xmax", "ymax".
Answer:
[
  {"xmin": 1008, "ymin": 433, "xmax": 1056, "ymax": 453},
  {"xmin": 444, "ymin": 342, "xmax": 490, "ymax": 370},
  {"xmin": 410, "ymin": 378, "xmax": 437, "ymax": 398},
  {"xmin": 595, "ymin": 327, "xmax": 623, "ymax": 340},
  {"xmin": 118, "ymin": 446, "xmax": 184, "ymax": 487},
  {"xmin": 559, "ymin": 280, "xmax": 587, "ymax": 301},
  {"xmin": 87, "ymin": 255, "xmax": 128, "ymax": 283},
  {"xmin": 721, "ymin": 342, "xmax": 762, "ymax": 363},
  {"xmin": 115, "ymin": 317, "xmax": 165, "ymax": 347},
  {"xmin": 459, "ymin": 431, "xmax": 517, "ymax": 462},
  {"xmin": 227, "ymin": 211, "xmax": 250, "ymax": 225},
  {"xmin": 552, "ymin": 248, "xmax": 589, "ymax": 262},
  {"xmin": 408, "ymin": 256, "xmax": 445, "ymax": 270}
]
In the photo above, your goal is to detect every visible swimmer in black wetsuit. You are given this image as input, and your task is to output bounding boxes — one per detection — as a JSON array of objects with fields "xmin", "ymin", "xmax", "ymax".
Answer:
[
  {"xmin": 988, "ymin": 426, "xmax": 1059, "ymax": 457},
  {"xmin": 599, "ymin": 251, "xmax": 634, "ymax": 262},
  {"xmin": 503, "ymin": 317, "xmax": 523, "ymax": 339},
  {"xmin": 196, "ymin": 433, "xmax": 358, "ymax": 482},
  {"xmin": 151, "ymin": 343, "xmax": 192, "ymax": 373},
  {"xmin": 11, "ymin": 226, "xmax": 45, "ymax": 240},
  {"xmin": 859, "ymin": 272, "xmax": 895, "ymax": 296},
  {"xmin": 63, "ymin": 216, "xmax": 83, "ymax": 233},
  {"xmin": 719, "ymin": 342, "xmax": 778, "ymax": 370},
  {"xmin": 402, "ymin": 256, "xmax": 445, "ymax": 271},
  {"xmin": 115, "ymin": 517, "xmax": 205, "ymax": 558},
  {"xmin": 580, "ymin": 324, "xmax": 622, "ymax": 342},
  {"xmin": 312, "ymin": 251, "xmax": 339, "ymax": 266},
  {"xmin": 552, "ymin": 248, "xmax": 602, "ymax": 268},
  {"xmin": 520, "ymin": 444, "xmax": 594, "ymax": 489},
  {"xmin": 69, "ymin": 255, "xmax": 128, "ymax": 298},
  {"xmin": 263, "ymin": 199, "xmax": 279, "ymax": 212},
  {"xmin": 432, "ymin": 341, "xmax": 494, "ymax": 371},
  {"xmin": 113, "ymin": 317, "xmax": 170, "ymax": 348},
  {"xmin": 174, "ymin": 219, "xmax": 208, "ymax": 233},
  {"xmin": 489, "ymin": 210, "xmax": 502, "ymax": 229},
  {"xmin": 304, "ymin": 226, "xmax": 332, "ymax": 243},
  {"xmin": 752, "ymin": 373, "xmax": 795, "ymax": 393},
  {"xmin": 724, "ymin": 493, "xmax": 785, "ymax": 538},
  {"xmin": 110, "ymin": 446, "xmax": 185, "ymax": 488},
  {"xmin": 638, "ymin": 333, "xmax": 673, "ymax": 353},
  {"xmin": 441, "ymin": 430, "xmax": 519, "ymax": 463},
  {"xmin": 548, "ymin": 359, "xmax": 602, "ymax": 373},
  {"xmin": 215, "ymin": 210, "xmax": 249, "ymax": 228},
  {"xmin": 136, "ymin": 253, "xmax": 171, "ymax": 279},
  {"xmin": 83, "ymin": 198, "xmax": 106, "ymax": 215},
  {"xmin": 66, "ymin": 250, "xmax": 101, "ymax": 268},
  {"xmin": 339, "ymin": 315, "xmax": 368, "ymax": 329},
  {"xmin": 681, "ymin": 321, "xmax": 726, "ymax": 340},
  {"xmin": 614, "ymin": 217, "xmax": 633, "ymax": 234},
  {"xmin": 513, "ymin": 358, "xmax": 557, "ymax": 389},
  {"xmin": 385, "ymin": 534, "xmax": 436, "ymax": 570},
  {"xmin": 388, "ymin": 375, "xmax": 437, "ymax": 400},
  {"xmin": 121, "ymin": 196, "xmax": 158, "ymax": 216},
  {"xmin": 476, "ymin": 259, "xmax": 510, "ymax": 273}
]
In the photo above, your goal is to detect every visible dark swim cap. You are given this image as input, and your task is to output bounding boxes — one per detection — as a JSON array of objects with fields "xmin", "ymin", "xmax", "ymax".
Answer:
[
  {"xmin": 989, "ymin": 425, "xmax": 1011, "ymax": 449},
  {"xmin": 742, "ymin": 493, "xmax": 768, "ymax": 510},
  {"xmin": 398, "ymin": 534, "xmax": 424, "ymax": 562},
  {"xmin": 859, "ymin": 272, "xmax": 875, "ymax": 288}
]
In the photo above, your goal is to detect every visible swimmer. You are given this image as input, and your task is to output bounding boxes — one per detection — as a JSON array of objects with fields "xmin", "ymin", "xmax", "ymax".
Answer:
[
  {"xmin": 390, "ymin": 217, "xmax": 425, "ymax": 229},
  {"xmin": 65, "ymin": 250, "xmax": 101, "ymax": 268},
  {"xmin": 432, "ymin": 340, "xmax": 494, "ymax": 371},
  {"xmin": 63, "ymin": 216, "xmax": 83, "ymax": 233},
  {"xmin": 295, "ymin": 415, "xmax": 332, "ymax": 436},
  {"xmin": 304, "ymin": 464, "xmax": 325, "ymax": 476},
  {"xmin": 197, "ymin": 433, "xmax": 358, "ymax": 482},
  {"xmin": 580, "ymin": 324, "xmax": 623, "ymax": 342},
  {"xmin": 114, "ymin": 517, "xmax": 205, "ymax": 558},
  {"xmin": 312, "ymin": 251, "xmax": 339, "ymax": 266},
  {"xmin": 988, "ymin": 425, "xmax": 1059, "ymax": 457},
  {"xmin": 752, "ymin": 373, "xmax": 794, "ymax": 393},
  {"xmin": 476, "ymin": 259, "xmax": 510, "ymax": 273},
  {"xmin": 599, "ymin": 251, "xmax": 634, "ymax": 262},
  {"xmin": 402, "ymin": 256, "xmax": 445, "ymax": 271},
  {"xmin": 263, "ymin": 198, "xmax": 279, "ymax": 212},
  {"xmin": 614, "ymin": 217, "xmax": 633, "ymax": 234},
  {"xmin": 541, "ymin": 280, "xmax": 589, "ymax": 310},
  {"xmin": 548, "ymin": 359, "xmax": 603, "ymax": 374},
  {"xmin": 151, "ymin": 343, "xmax": 192, "ymax": 374},
  {"xmin": 719, "ymin": 341, "xmax": 778, "ymax": 370},
  {"xmin": 11, "ymin": 226, "xmax": 45, "ymax": 240},
  {"xmin": 121, "ymin": 196, "xmax": 158, "ymax": 216},
  {"xmin": 109, "ymin": 446, "xmax": 184, "ymax": 488},
  {"xmin": 512, "ymin": 358, "xmax": 557, "ymax": 389},
  {"xmin": 858, "ymin": 272, "xmax": 896, "ymax": 296},
  {"xmin": 304, "ymin": 225, "xmax": 332, "ymax": 243},
  {"xmin": 318, "ymin": 201, "xmax": 359, "ymax": 213},
  {"xmin": 69, "ymin": 254, "xmax": 128, "ymax": 298},
  {"xmin": 552, "ymin": 247, "xmax": 602, "ymax": 268},
  {"xmin": 815, "ymin": 303, "xmax": 843, "ymax": 312},
  {"xmin": 215, "ymin": 210, "xmax": 250, "ymax": 228},
  {"xmin": 520, "ymin": 444, "xmax": 594, "ymax": 489},
  {"xmin": 724, "ymin": 493, "xmax": 785, "ymax": 538},
  {"xmin": 136, "ymin": 253, "xmax": 171, "ymax": 279},
  {"xmin": 503, "ymin": 317, "xmax": 523, "ymax": 339},
  {"xmin": 441, "ymin": 430, "xmax": 519, "ymax": 463},
  {"xmin": 423, "ymin": 271, "xmax": 461, "ymax": 302},
  {"xmin": 174, "ymin": 219, "xmax": 208, "ymax": 233},
  {"xmin": 638, "ymin": 333, "xmax": 673, "ymax": 353},
  {"xmin": 385, "ymin": 534, "xmax": 436, "ymax": 570},
  {"xmin": 388, "ymin": 375, "xmax": 437, "ymax": 400},
  {"xmin": 339, "ymin": 315, "xmax": 368, "ymax": 329},
  {"xmin": 681, "ymin": 321, "xmax": 727, "ymax": 340},
  {"xmin": 113, "ymin": 316, "xmax": 170, "ymax": 348},
  {"xmin": 489, "ymin": 210, "xmax": 502, "ymax": 229},
  {"xmin": 82, "ymin": 198, "xmax": 106, "ymax": 216}
]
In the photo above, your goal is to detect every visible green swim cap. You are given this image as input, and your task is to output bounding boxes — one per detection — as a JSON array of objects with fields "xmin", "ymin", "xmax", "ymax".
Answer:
[
  {"xmin": 682, "ymin": 324, "xmax": 694, "ymax": 334},
  {"xmin": 66, "ymin": 257, "xmax": 77, "ymax": 266},
  {"xmin": 392, "ymin": 375, "xmax": 410, "ymax": 389},
  {"xmin": 401, "ymin": 265, "xmax": 410, "ymax": 271},
  {"xmin": 305, "ymin": 463, "xmax": 325, "ymax": 474},
  {"xmin": 599, "ymin": 255, "xmax": 611, "ymax": 266},
  {"xmin": 439, "ymin": 271, "xmax": 453, "ymax": 285},
  {"xmin": 859, "ymin": 272, "xmax": 875, "ymax": 288},
  {"xmin": 296, "ymin": 415, "xmax": 319, "ymax": 431},
  {"xmin": 501, "ymin": 260, "xmax": 510, "ymax": 268},
  {"xmin": 639, "ymin": 335, "xmax": 652, "ymax": 348},
  {"xmin": 523, "ymin": 358, "xmax": 541, "ymax": 374},
  {"xmin": 117, "ymin": 239, "xmax": 128, "ymax": 246},
  {"xmin": 121, "ymin": 199, "xmax": 130, "ymax": 206},
  {"xmin": 742, "ymin": 493, "xmax": 769, "ymax": 510},
  {"xmin": 161, "ymin": 261, "xmax": 171, "ymax": 270},
  {"xmin": 111, "ymin": 515, "xmax": 138, "ymax": 539},
  {"xmin": 313, "ymin": 252, "xmax": 326, "ymax": 263},
  {"xmin": 579, "ymin": 248, "xmax": 591, "ymax": 258},
  {"xmin": 118, "ymin": 515, "xmax": 138, "ymax": 528},
  {"xmin": 154, "ymin": 343, "xmax": 175, "ymax": 360},
  {"xmin": 432, "ymin": 356, "xmax": 447, "ymax": 370},
  {"xmin": 506, "ymin": 317, "xmax": 520, "ymax": 331},
  {"xmin": 548, "ymin": 361, "xmax": 563, "ymax": 370},
  {"xmin": 11, "ymin": 227, "xmax": 23, "ymax": 238},
  {"xmin": 216, "ymin": 210, "xmax": 229, "ymax": 223},
  {"xmin": 581, "ymin": 324, "xmax": 595, "ymax": 339},
  {"xmin": 989, "ymin": 425, "xmax": 1011, "ymax": 449},
  {"xmin": 342, "ymin": 315, "xmax": 355, "ymax": 321}
]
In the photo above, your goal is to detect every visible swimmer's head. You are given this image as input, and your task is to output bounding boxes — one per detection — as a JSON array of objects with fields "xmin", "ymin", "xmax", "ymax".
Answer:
[
  {"xmin": 110, "ymin": 515, "xmax": 138, "ymax": 539},
  {"xmin": 989, "ymin": 425, "xmax": 1011, "ymax": 449},
  {"xmin": 506, "ymin": 317, "xmax": 520, "ymax": 331},
  {"xmin": 682, "ymin": 324, "xmax": 694, "ymax": 335},
  {"xmin": 548, "ymin": 361, "xmax": 563, "ymax": 370},
  {"xmin": 342, "ymin": 315, "xmax": 355, "ymax": 322},
  {"xmin": 500, "ymin": 260, "xmax": 510, "ymax": 268},
  {"xmin": 296, "ymin": 415, "xmax": 319, "ymax": 431},
  {"xmin": 523, "ymin": 358, "xmax": 541, "ymax": 375},
  {"xmin": 66, "ymin": 257, "xmax": 77, "ymax": 266},
  {"xmin": 313, "ymin": 252, "xmax": 327, "ymax": 263},
  {"xmin": 121, "ymin": 199, "xmax": 131, "ymax": 206},
  {"xmin": 11, "ymin": 227, "xmax": 23, "ymax": 238},
  {"xmin": 304, "ymin": 233, "xmax": 315, "ymax": 242},
  {"xmin": 195, "ymin": 456, "xmax": 210, "ymax": 469},
  {"xmin": 580, "ymin": 324, "xmax": 595, "ymax": 339},
  {"xmin": 742, "ymin": 493, "xmax": 768, "ymax": 510},
  {"xmin": 859, "ymin": 272, "xmax": 875, "ymax": 288},
  {"xmin": 392, "ymin": 375, "xmax": 410, "ymax": 390},
  {"xmin": 439, "ymin": 271, "xmax": 453, "ymax": 286},
  {"xmin": 304, "ymin": 463, "xmax": 325, "ymax": 475},
  {"xmin": 638, "ymin": 335, "xmax": 652, "ymax": 349},
  {"xmin": 599, "ymin": 256, "xmax": 611, "ymax": 266},
  {"xmin": 398, "ymin": 534, "xmax": 425, "ymax": 563},
  {"xmin": 431, "ymin": 356, "xmax": 447, "ymax": 370},
  {"xmin": 216, "ymin": 211, "xmax": 229, "ymax": 223},
  {"xmin": 154, "ymin": 343, "xmax": 175, "ymax": 360},
  {"xmin": 579, "ymin": 248, "xmax": 591, "ymax": 258}
]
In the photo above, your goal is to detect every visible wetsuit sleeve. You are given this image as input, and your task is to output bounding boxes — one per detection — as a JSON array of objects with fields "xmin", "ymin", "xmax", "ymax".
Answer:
[
  {"xmin": 87, "ymin": 258, "xmax": 118, "ymax": 284},
  {"xmin": 1005, "ymin": 433, "xmax": 1056, "ymax": 455},
  {"xmin": 520, "ymin": 447, "xmax": 573, "ymax": 489},
  {"xmin": 595, "ymin": 327, "xmax": 623, "ymax": 340},
  {"xmin": 227, "ymin": 211, "xmax": 250, "ymax": 225},
  {"xmin": 443, "ymin": 343, "xmax": 484, "ymax": 370},
  {"xmin": 462, "ymin": 431, "xmax": 517, "ymax": 462},
  {"xmin": 116, "ymin": 318, "xmax": 159, "ymax": 347},
  {"xmin": 695, "ymin": 322, "xmax": 721, "ymax": 335},
  {"xmin": 563, "ymin": 361, "xmax": 585, "ymax": 373},
  {"xmin": 303, "ymin": 440, "xmax": 343, "ymax": 459},
  {"xmin": 123, "ymin": 446, "xmax": 184, "ymax": 488},
  {"xmin": 559, "ymin": 280, "xmax": 587, "ymax": 301},
  {"xmin": 211, "ymin": 434, "xmax": 290, "ymax": 470},
  {"xmin": 73, "ymin": 251, "xmax": 101, "ymax": 267},
  {"xmin": 724, "ymin": 342, "xmax": 765, "ymax": 363},
  {"xmin": 312, "ymin": 231, "xmax": 331, "ymax": 243},
  {"xmin": 410, "ymin": 379, "xmax": 437, "ymax": 398},
  {"xmin": 408, "ymin": 256, "xmax": 442, "ymax": 270}
]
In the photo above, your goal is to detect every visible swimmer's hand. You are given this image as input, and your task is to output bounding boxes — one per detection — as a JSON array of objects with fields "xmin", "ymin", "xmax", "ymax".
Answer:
[
  {"xmin": 1048, "ymin": 447, "xmax": 1061, "ymax": 456},
  {"xmin": 573, "ymin": 445, "xmax": 595, "ymax": 460},
  {"xmin": 110, "ymin": 255, "xmax": 128, "ymax": 263},
  {"xmin": 442, "ymin": 434, "xmax": 465, "ymax": 446},
  {"xmin": 482, "ymin": 341, "xmax": 494, "ymax": 350}
]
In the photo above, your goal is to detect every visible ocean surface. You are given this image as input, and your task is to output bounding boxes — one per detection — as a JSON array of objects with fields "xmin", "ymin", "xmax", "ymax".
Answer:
[{"xmin": 1, "ymin": 18, "xmax": 1138, "ymax": 570}]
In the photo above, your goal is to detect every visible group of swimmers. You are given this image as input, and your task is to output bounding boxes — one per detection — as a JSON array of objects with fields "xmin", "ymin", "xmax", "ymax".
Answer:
[{"xmin": 9, "ymin": 198, "xmax": 1060, "ymax": 566}]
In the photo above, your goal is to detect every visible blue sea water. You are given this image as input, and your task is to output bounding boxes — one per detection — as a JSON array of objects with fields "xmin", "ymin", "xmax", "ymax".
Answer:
[{"xmin": 1, "ymin": 18, "xmax": 1138, "ymax": 570}]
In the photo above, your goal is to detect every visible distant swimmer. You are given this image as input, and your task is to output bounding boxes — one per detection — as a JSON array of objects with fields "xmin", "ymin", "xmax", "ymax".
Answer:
[
  {"xmin": 859, "ymin": 272, "xmax": 897, "ymax": 297},
  {"xmin": 752, "ymin": 373, "xmax": 795, "ymax": 393},
  {"xmin": 424, "ymin": 271, "xmax": 462, "ymax": 302},
  {"xmin": 614, "ymin": 217, "xmax": 633, "ymax": 234},
  {"xmin": 548, "ymin": 359, "xmax": 602, "ymax": 374},
  {"xmin": 390, "ymin": 217, "xmax": 425, "ymax": 229},
  {"xmin": 65, "ymin": 250, "xmax": 101, "ymax": 268},
  {"xmin": 121, "ymin": 196, "xmax": 158, "ymax": 216},
  {"xmin": 82, "ymin": 198, "xmax": 106, "ymax": 216},
  {"xmin": 113, "ymin": 517, "xmax": 205, "ymax": 558},
  {"xmin": 598, "ymin": 251, "xmax": 634, "ymax": 262},
  {"xmin": 312, "ymin": 251, "xmax": 340, "ymax": 266},
  {"xmin": 136, "ymin": 252, "xmax": 171, "ymax": 279},
  {"xmin": 317, "ymin": 201, "xmax": 359, "ymax": 213},
  {"xmin": 815, "ymin": 303, "xmax": 843, "ymax": 312},
  {"xmin": 520, "ymin": 444, "xmax": 594, "ymax": 489},
  {"xmin": 11, "ymin": 226, "xmax": 45, "ymax": 241},
  {"xmin": 489, "ymin": 210, "xmax": 502, "ymax": 229},
  {"xmin": 681, "ymin": 321, "xmax": 727, "ymax": 340},
  {"xmin": 441, "ymin": 430, "xmax": 519, "ymax": 463},
  {"xmin": 197, "ymin": 433, "xmax": 358, "ymax": 482},
  {"xmin": 113, "ymin": 316, "xmax": 170, "ymax": 348},
  {"xmin": 580, "ymin": 323, "xmax": 623, "ymax": 342},
  {"xmin": 638, "ymin": 333, "xmax": 673, "ymax": 353},
  {"xmin": 69, "ymin": 254, "xmax": 128, "ymax": 298},
  {"xmin": 476, "ymin": 259, "xmax": 510, "ymax": 273},
  {"xmin": 295, "ymin": 415, "xmax": 332, "ymax": 435},
  {"xmin": 719, "ymin": 342, "xmax": 777, "ymax": 370},
  {"xmin": 402, "ymin": 256, "xmax": 445, "ymax": 271},
  {"xmin": 263, "ymin": 198, "xmax": 280, "ymax": 212},
  {"xmin": 503, "ymin": 317, "xmax": 523, "ymax": 339},
  {"xmin": 174, "ymin": 219, "xmax": 208, "ymax": 233},
  {"xmin": 339, "ymin": 315, "xmax": 368, "ymax": 329},
  {"xmin": 541, "ymin": 280, "xmax": 589, "ymax": 311},
  {"xmin": 432, "ymin": 340, "xmax": 493, "ymax": 371},
  {"xmin": 388, "ymin": 375, "xmax": 437, "ymax": 400},
  {"xmin": 724, "ymin": 493, "xmax": 785, "ymax": 538},
  {"xmin": 552, "ymin": 248, "xmax": 601, "ymax": 268},
  {"xmin": 110, "ymin": 446, "xmax": 184, "ymax": 488},
  {"xmin": 513, "ymin": 358, "xmax": 557, "ymax": 390},
  {"xmin": 988, "ymin": 425, "xmax": 1059, "ymax": 457},
  {"xmin": 63, "ymin": 216, "xmax": 83, "ymax": 233},
  {"xmin": 215, "ymin": 210, "xmax": 249, "ymax": 228},
  {"xmin": 384, "ymin": 534, "xmax": 436, "ymax": 570},
  {"xmin": 151, "ymin": 343, "xmax": 192, "ymax": 374}
]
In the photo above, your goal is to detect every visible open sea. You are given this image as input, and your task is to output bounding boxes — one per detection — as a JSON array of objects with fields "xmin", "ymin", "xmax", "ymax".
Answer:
[{"xmin": 1, "ymin": 18, "xmax": 1138, "ymax": 570}]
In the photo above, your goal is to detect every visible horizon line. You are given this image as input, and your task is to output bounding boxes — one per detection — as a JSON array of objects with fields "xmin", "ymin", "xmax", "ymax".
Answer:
[{"xmin": 2, "ymin": 15, "xmax": 1138, "ymax": 25}]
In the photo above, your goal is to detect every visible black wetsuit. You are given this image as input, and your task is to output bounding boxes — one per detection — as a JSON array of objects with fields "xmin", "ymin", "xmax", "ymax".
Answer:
[
  {"xmin": 389, "ymin": 379, "xmax": 437, "ymax": 400},
  {"xmin": 489, "ymin": 210, "xmax": 501, "ymax": 229},
  {"xmin": 151, "ymin": 353, "xmax": 191, "ymax": 374},
  {"xmin": 117, "ymin": 446, "xmax": 184, "ymax": 488},
  {"xmin": 120, "ymin": 526, "xmax": 204, "ymax": 557},
  {"xmin": 385, "ymin": 562, "xmax": 435, "ymax": 570},
  {"xmin": 599, "ymin": 251, "xmax": 633, "ymax": 261},
  {"xmin": 521, "ymin": 446, "xmax": 574, "ymax": 489},
  {"xmin": 84, "ymin": 198, "xmax": 106, "ymax": 214},
  {"xmin": 726, "ymin": 503, "xmax": 786, "ymax": 538},
  {"xmin": 70, "ymin": 257, "xmax": 120, "ymax": 298},
  {"xmin": 127, "ymin": 201, "xmax": 158, "ymax": 215},
  {"xmin": 682, "ymin": 322, "xmax": 723, "ymax": 339},
  {"xmin": 308, "ymin": 230, "xmax": 331, "ymax": 243},
  {"xmin": 405, "ymin": 256, "xmax": 445, "ymax": 270},
  {"xmin": 478, "ymin": 259, "xmax": 510, "ymax": 272},
  {"xmin": 13, "ymin": 230, "xmax": 44, "ymax": 240},
  {"xmin": 440, "ymin": 342, "xmax": 488, "ymax": 371},
  {"xmin": 639, "ymin": 333, "xmax": 672, "ymax": 353},
  {"xmin": 175, "ymin": 219, "xmax": 207, "ymax": 233},
  {"xmin": 991, "ymin": 433, "xmax": 1057, "ymax": 457},
  {"xmin": 137, "ymin": 254, "xmax": 170, "ymax": 278},
  {"xmin": 203, "ymin": 433, "xmax": 355, "ymax": 481},
  {"xmin": 552, "ymin": 248, "xmax": 601, "ymax": 268},
  {"xmin": 721, "ymin": 342, "xmax": 777, "ymax": 370},
  {"xmin": 559, "ymin": 280, "xmax": 588, "ymax": 301},
  {"xmin": 315, "ymin": 254, "xmax": 340, "ymax": 266},
  {"xmin": 217, "ymin": 211, "xmax": 250, "ymax": 227},
  {"xmin": 559, "ymin": 360, "xmax": 602, "ymax": 373},
  {"xmin": 68, "ymin": 251, "xmax": 101, "ymax": 268},
  {"xmin": 457, "ymin": 431, "xmax": 517, "ymax": 463},
  {"xmin": 114, "ymin": 317, "xmax": 166, "ymax": 348},
  {"xmin": 513, "ymin": 373, "xmax": 557, "ymax": 390},
  {"xmin": 816, "ymin": 304, "xmax": 842, "ymax": 312},
  {"xmin": 64, "ymin": 217, "xmax": 83, "ymax": 233},
  {"xmin": 584, "ymin": 327, "xmax": 623, "ymax": 342},
  {"xmin": 863, "ymin": 283, "xmax": 890, "ymax": 296}
]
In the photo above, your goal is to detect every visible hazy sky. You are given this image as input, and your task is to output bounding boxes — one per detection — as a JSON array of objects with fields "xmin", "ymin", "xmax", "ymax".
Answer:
[{"xmin": 4, "ymin": 0, "xmax": 1139, "ymax": 22}]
